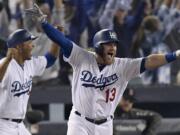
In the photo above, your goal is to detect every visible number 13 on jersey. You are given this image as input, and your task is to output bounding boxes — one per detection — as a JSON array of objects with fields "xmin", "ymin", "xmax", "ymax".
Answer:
[{"xmin": 105, "ymin": 88, "xmax": 116, "ymax": 103}]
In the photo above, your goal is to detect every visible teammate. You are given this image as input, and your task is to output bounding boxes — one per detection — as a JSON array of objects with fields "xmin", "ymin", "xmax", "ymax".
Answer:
[
  {"xmin": 0, "ymin": 28, "xmax": 60, "ymax": 135},
  {"xmin": 25, "ymin": 4, "xmax": 180, "ymax": 135}
]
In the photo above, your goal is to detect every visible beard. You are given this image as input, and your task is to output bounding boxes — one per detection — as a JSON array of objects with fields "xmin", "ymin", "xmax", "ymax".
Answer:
[{"xmin": 103, "ymin": 54, "xmax": 115, "ymax": 65}]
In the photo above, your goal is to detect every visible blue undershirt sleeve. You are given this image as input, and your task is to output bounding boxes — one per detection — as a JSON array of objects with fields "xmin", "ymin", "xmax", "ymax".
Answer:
[
  {"xmin": 42, "ymin": 21, "xmax": 73, "ymax": 58},
  {"xmin": 165, "ymin": 52, "xmax": 176, "ymax": 63},
  {"xmin": 45, "ymin": 52, "xmax": 57, "ymax": 68}
]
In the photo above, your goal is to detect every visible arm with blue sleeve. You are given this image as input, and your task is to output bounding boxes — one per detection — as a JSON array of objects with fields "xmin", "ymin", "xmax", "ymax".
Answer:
[
  {"xmin": 140, "ymin": 50, "xmax": 180, "ymax": 72},
  {"xmin": 41, "ymin": 21, "xmax": 73, "ymax": 58},
  {"xmin": 45, "ymin": 43, "xmax": 59, "ymax": 68}
]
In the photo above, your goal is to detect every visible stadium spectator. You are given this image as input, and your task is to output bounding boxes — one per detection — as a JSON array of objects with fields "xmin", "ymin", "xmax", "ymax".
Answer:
[
  {"xmin": 0, "ymin": 38, "xmax": 7, "ymax": 59},
  {"xmin": 131, "ymin": 15, "xmax": 171, "ymax": 84},
  {"xmin": 115, "ymin": 87, "xmax": 162, "ymax": 135},
  {"xmin": 99, "ymin": 0, "xmax": 147, "ymax": 58},
  {"xmin": 158, "ymin": 0, "xmax": 180, "ymax": 84},
  {"xmin": 0, "ymin": 0, "xmax": 10, "ymax": 38}
]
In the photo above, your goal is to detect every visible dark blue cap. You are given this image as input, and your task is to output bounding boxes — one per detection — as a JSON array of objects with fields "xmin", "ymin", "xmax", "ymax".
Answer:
[{"xmin": 7, "ymin": 29, "xmax": 38, "ymax": 48}]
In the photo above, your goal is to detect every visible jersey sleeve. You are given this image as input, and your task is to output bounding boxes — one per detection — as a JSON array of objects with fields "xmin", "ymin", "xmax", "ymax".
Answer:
[
  {"xmin": 31, "ymin": 56, "xmax": 47, "ymax": 76},
  {"xmin": 121, "ymin": 58, "xmax": 143, "ymax": 81},
  {"xmin": 63, "ymin": 43, "xmax": 88, "ymax": 68}
]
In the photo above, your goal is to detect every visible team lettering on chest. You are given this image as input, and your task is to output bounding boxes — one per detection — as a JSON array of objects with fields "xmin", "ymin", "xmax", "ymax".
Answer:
[
  {"xmin": 80, "ymin": 70, "xmax": 118, "ymax": 90},
  {"xmin": 10, "ymin": 76, "xmax": 33, "ymax": 97}
]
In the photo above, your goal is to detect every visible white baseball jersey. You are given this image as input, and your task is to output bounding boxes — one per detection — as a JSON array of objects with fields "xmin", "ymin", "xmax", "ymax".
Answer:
[
  {"xmin": 65, "ymin": 43, "xmax": 142, "ymax": 119},
  {"xmin": 0, "ymin": 56, "xmax": 47, "ymax": 119}
]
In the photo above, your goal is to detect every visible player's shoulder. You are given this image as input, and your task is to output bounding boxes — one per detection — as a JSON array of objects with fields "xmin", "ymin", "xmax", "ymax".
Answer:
[
  {"xmin": 114, "ymin": 57, "xmax": 143, "ymax": 63},
  {"xmin": 87, "ymin": 50, "xmax": 96, "ymax": 56},
  {"xmin": 25, "ymin": 56, "xmax": 46, "ymax": 64},
  {"xmin": 114, "ymin": 57, "xmax": 129, "ymax": 63},
  {"xmin": 31, "ymin": 55, "xmax": 45, "ymax": 60},
  {"xmin": 73, "ymin": 43, "xmax": 94, "ymax": 56},
  {"xmin": 73, "ymin": 43, "xmax": 89, "ymax": 52},
  {"xmin": 0, "ymin": 57, "xmax": 14, "ymax": 65}
]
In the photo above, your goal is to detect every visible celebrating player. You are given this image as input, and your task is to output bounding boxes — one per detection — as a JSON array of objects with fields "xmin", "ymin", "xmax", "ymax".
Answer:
[
  {"xmin": 0, "ymin": 28, "xmax": 60, "ymax": 135},
  {"xmin": 25, "ymin": 4, "xmax": 180, "ymax": 135}
]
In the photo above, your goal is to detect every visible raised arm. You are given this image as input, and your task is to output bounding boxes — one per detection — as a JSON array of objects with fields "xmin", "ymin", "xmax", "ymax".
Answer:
[
  {"xmin": 144, "ymin": 51, "xmax": 179, "ymax": 70},
  {"xmin": 25, "ymin": 3, "xmax": 73, "ymax": 58},
  {"xmin": 44, "ymin": 26, "xmax": 62, "ymax": 68},
  {"xmin": 0, "ymin": 48, "xmax": 17, "ymax": 81},
  {"xmin": 41, "ymin": 22, "xmax": 72, "ymax": 58}
]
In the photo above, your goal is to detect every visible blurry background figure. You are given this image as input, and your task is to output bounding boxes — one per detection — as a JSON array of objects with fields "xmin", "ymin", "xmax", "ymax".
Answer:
[
  {"xmin": 131, "ymin": 15, "xmax": 171, "ymax": 85},
  {"xmin": 115, "ymin": 87, "xmax": 162, "ymax": 135},
  {"xmin": 0, "ymin": 38, "xmax": 7, "ymax": 59},
  {"xmin": 151, "ymin": 0, "xmax": 180, "ymax": 84},
  {"xmin": 63, "ymin": 0, "xmax": 86, "ymax": 45},
  {"xmin": 13, "ymin": 1, "xmax": 23, "ymax": 29},
  {"xmin": 84, "ymin": 0, "xmax": 107, "ymax": 48},
  {"xmin": 160, "ymin": 0, "xmax": 180, "ymax": 84},
  {"xmin": 99, "ymin": 0, "xmax": 147, "ymax": 58},
  {"xmin": 0, "ymin": 0, "xmax": 10, "ymax": 39}
]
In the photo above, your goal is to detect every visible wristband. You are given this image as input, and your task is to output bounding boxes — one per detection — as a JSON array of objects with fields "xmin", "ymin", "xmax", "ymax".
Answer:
[{"xmin": 165, "ymin": 52, "xmax": 176, "ymax": 63}]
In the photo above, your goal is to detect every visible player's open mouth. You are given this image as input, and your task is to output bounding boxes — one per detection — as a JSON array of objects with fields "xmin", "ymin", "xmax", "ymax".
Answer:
[{"xmin": 107, "ymin": 52, "xmax": 113, "ymax": 57}]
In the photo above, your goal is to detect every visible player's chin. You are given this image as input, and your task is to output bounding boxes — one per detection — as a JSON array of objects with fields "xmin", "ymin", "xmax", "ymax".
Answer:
[
  {"xmin": 105, "ymin": 58, "xmax": 114, "ymax": 65},
  {"xmin": 26, "ymin": 55, "xmax": 32, "ymax": 60}
]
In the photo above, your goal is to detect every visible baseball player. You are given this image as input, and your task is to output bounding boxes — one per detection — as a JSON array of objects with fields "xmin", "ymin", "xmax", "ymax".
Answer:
[
  {"xmin": 0, "ymin": 28, "xmax": 60, "ymax": 135},
  {"xmin": 25, "ymin": 4, "xmax": 180, "ymax": 135}
]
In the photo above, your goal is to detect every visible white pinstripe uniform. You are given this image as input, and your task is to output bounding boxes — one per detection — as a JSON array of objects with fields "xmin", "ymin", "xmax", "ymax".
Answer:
[
  {"xmin": 0, "ymin": 56, "xmax": 47, "ymax": 135},
  {"xmin": 65, "ymin": 43, "xmax": 143, "ymax": 135}
]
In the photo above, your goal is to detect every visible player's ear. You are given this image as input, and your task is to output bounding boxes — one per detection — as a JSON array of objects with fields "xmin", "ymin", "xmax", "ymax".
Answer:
[{"xmin": 16, "ymin": 45, "xmax": 23, "ymax": 52}]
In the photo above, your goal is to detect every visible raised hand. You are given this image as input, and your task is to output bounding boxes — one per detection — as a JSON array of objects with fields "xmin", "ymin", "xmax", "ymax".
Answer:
[{"xmin": 24, "ymin": 3, "xmax": 47, "ymax": 22}]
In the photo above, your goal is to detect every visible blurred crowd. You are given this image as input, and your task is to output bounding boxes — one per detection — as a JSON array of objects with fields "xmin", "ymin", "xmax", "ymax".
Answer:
[{"xmin": 1, "ymin": 0, "xmax": 180, "ymax": 85}]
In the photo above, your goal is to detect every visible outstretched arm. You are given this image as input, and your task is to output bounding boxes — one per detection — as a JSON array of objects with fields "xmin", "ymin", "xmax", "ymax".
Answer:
[{"xmin": 144, "ymin": 51, "xmax": 179, "ymax": 70}]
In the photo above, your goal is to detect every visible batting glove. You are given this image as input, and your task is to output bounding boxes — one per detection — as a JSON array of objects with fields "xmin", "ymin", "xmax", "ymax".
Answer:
[{"xmin": 24, "ymin": 3, "xmax": 47, "ymax": 23}]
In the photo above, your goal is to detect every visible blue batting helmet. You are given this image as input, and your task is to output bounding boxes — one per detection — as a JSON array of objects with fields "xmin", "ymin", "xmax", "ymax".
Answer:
[
  {"xmin": 7, "ymin": 29, "xmax": 37, "ymax": 48},
  {"xmin": 93, "ymin": 29, "xmax": 119, "ymax": 56},
  {"xmin": 93, "ymin": 29, "xmax": 119, "ymax": 49}
]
